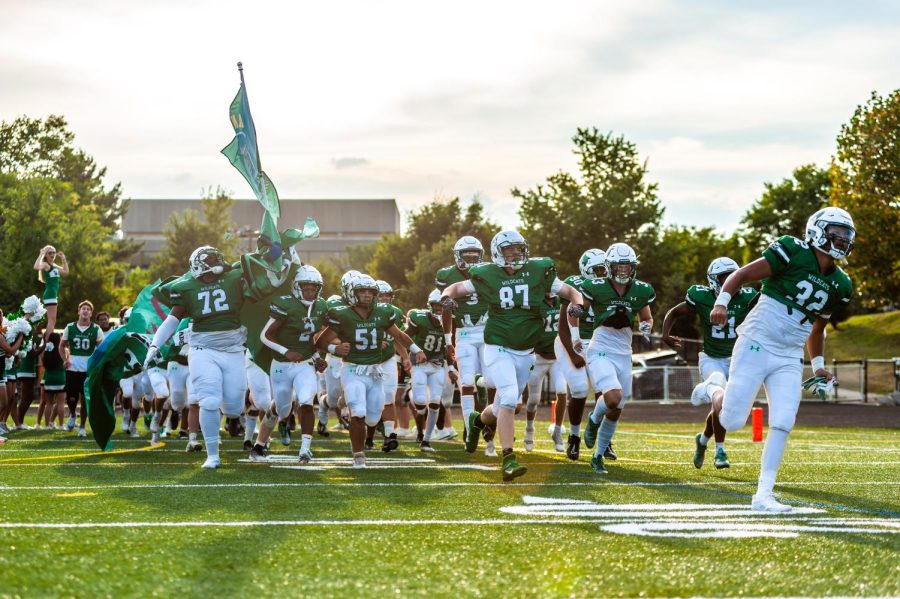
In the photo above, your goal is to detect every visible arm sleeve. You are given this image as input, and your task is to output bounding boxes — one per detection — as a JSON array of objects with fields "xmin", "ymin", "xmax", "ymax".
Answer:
[
  {"xmin": 550, "ymin": 277, "xmax": 564, "ymax": 295},
  {"xmin": 458, "ymin": 280, "xmax": 476, "ymax": 295},
  {"xmin": 150, "ymin": 314, "xmax": 182, "ymax": 348}
]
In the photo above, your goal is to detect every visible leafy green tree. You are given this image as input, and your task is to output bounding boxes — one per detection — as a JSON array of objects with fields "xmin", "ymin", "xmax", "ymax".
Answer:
[
  {"xmin": 514, "ymin": 128, "xmax": 663, "ymax": 276},
  {"xmin": 367, "ymin": 197, "xmax": 499, "ymax": 293},
  {"xmin": 739, "ymin": 164, "xmax": 831, "ymax": 255},
  {"xmin": 0, "ymin": 115, "xmax": 140, "ymax": 262},
  {"xmin": 150, "ymin": 189, "xmax": 238, "ymax": 279},
  {"xmin": 830, "ymin": 89, "xmax": 900, "ymax": 309},
  {"xmin": 0, "ymin": 174, "xmax": 123, "ymax": 317}
]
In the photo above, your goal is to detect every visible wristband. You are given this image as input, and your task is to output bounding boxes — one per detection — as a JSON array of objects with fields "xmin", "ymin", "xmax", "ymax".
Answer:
[
  {"xmin": 327, "ymin": 343, "xmax": 338, "ymax": 354},
  {"xmin": 409, "ymin": 343, "xmax": 422, "ymax": 354},
  {"xmin": 444, "ymin": 333, "xmax": 453, "ymax": 345},
  {"xmin": 713, "ymin": 291, "xmax": 732, "ymax": 308},
  {"xmin": 811, "ymin": 356, "xmax": 825, "ymax": 372},
  {"xmin": 569, "ymin": 325, "xmax": 580, "ymax": 342}
]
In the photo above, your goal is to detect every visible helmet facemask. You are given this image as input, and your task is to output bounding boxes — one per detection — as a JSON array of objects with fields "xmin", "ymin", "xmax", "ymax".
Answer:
[
  {"xmin": 609, "ymin": 261, "xmax": 636, "ymax": 285},
  {"xmin": 189, "ymin": 246, "xmax": 226, "ymax": 279}
]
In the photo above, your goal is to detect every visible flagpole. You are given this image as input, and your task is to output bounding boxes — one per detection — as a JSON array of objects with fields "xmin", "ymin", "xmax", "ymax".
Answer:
[{"xmin": 237, "ymin": 61, "xmax": 245, "ymax": 85}]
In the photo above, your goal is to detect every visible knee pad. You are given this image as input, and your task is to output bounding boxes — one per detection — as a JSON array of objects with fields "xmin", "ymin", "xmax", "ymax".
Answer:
[
  {"xmin": 497, "ymin": 383, "xmax": 519, "ymax": 410},
  {"xmin": 416, "ymin": 405, "xmax": 427, "ymax": 416}
]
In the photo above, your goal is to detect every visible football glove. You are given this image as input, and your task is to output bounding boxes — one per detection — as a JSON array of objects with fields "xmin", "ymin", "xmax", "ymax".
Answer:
[
  {"xmin": 638, "ymin": 321, "xmax": 652, "ymax": 342},
  {"xmin": 143, "ymin": 345, "xmax": 160, "ymax": 371},
  {"xmin": 440, "ymin": 296, "xmax": 458, "ymax": 312},
  {"xmin": 802, "ymin": 375, "xmax": 835, "ymax": 401},
  {"xmin": 567, "ymin": 304, "xmax": 584, "ymax": 319}
]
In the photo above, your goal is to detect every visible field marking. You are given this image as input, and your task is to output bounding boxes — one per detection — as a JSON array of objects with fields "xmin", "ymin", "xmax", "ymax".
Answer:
[
  {"xmin": 0, "ymin": 442, "xmax": 166, "ymax": 463},
  {"xmin": 0, "ymin": 481, "xmax": 897, "ymax": 492}
]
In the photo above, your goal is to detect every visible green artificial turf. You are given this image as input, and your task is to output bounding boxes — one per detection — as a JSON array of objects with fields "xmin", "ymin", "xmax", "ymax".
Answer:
[{"xmin": 0, "ymin": 420, "xmax": 897, "ymax": 598}]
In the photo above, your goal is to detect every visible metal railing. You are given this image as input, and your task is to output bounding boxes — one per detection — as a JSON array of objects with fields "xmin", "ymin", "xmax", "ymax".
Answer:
[{"xmin": 629, "ymin": 358, "xmax": 899, "ymax": 403}]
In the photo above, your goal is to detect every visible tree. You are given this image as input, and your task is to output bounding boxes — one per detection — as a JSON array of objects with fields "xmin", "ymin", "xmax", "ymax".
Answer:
[
  {"xmin": 150, "ymin": 189, "xmax": 238, "ymax": 279},
  {"xmin": 739, "ymin": 164, "xmax": 831, "ymax": 255},
  {"xmin": 830, "ymin": 90, "xmax": 900, "ymax": 309},
  {"xmin": 366, "ymin": 196, "xmax": 499, "ymax": 294},
  {"xmin": 514, "ymin": 128, "xmax": 663, "ymax": 276},
  {"xmin": 0, "ymin": 115, "xmax": 140, "ymax": 262},
  {"xmin": 0, "ymin": 173, "xmax": 124, "ymax": 317}
]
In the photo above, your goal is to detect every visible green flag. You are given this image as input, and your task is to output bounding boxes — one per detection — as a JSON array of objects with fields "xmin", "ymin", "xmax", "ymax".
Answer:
[
  {"xmin": 221, "ymin": 64, "xmax": 283, "ymax": 269},
  {"xmin": 85, "ymin": 328, "xmax": 150, "ymax": 450}
]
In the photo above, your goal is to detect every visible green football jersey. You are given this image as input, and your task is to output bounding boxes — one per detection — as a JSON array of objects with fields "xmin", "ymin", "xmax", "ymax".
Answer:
[
  {"xmin": 269, "ymin": 296, "xmax": 328, "ymax": 360},
  {"xmin": 761, "ymin": 235, "xmax": 853, "ymax": 321},
  {"xmin": 435, "ymin": 265, "xmax": 489, "ymax": 328},
  {"xmin": 581, "ymin": 278, "xmax": 656, "ymax": 328},
  {"xmin": 686, "ymin": 285, "xmax": 758, "ymax": 359},
  {"xmin": 561, "ymin": 274, "xmax": 595, "ymax": 339},
  {"xmin": 536, "ymin": 297, "xmax": 561, "ymax": 355},
  {"xmin": 468, "ymin": 258, "xmax": 558, "ymax": 351},
  {"xmin": 64, "ymin": 322, "xmax": 101, "ymax": 357},
  {"xmin": 405, "ymin": 309, "xmax": 446, "ymax": 361},
  {"xmin": 325, "ymin": 303, "xmax": 397, "ymax": 365},
  {"xmin": 379, "ymin": 303, "xmax": 406, "ymax": 361},
  {"xmin": 167, "ymin": 268, "xmax": 246, "ymax": 333}
]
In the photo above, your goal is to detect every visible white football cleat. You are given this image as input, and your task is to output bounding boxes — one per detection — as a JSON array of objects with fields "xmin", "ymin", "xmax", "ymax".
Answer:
[
  {"xmin": 484, "ymin": 440, "xmax": 497, "ymax": 458},
  {"xmin": 129, "ymin": 422, "xmax": 140, "ymax": 438},
  {"xmin": 551, "ymin": 427, "xmax": 565, "ymax": 452},
  {"xmin": 524, "ymin": 427, "xmax": 535, "ymax": 452},
  {"xmin": 751, "ymin": 493, "xmax": 792, "ymax": 513},
  {"xmin": 201, "ymin": 457, "xmax": 221, "ymax": 469},
  {"xmin": 352, "ymin": 452, "xmax": 367, "ymax": 468},
  {"xmin": 151, "ymin": 431, "xmax": 161, "ymax": 445},
  {"xmin": 77, "ymin": 428, "xmax": 87, "ymax": 438},
  {"xmin": 66, "ymin": 416, "xmax": 76, "ymax": 431}
]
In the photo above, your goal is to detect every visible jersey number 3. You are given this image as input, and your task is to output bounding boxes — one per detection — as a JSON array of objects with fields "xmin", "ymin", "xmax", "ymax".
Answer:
[{"xmin": 198, "ymin": 289, "xmax": 230, "ymax": 315}]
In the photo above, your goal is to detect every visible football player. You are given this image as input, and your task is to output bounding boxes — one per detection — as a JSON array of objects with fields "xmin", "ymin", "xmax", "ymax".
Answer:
[
  {"xmin": 373, "ymin": 280, "xmax": 408, "ymax": 452},
  {"xmin": 525, "ymin": 290, "xmax": 567, "ymax": 452},
  {"xmin": 258, "ymin": 265, "xmax": 328, "ymax": 464},
  {"xmin": 662, "ymin": 257, "xmax": 759, "ymax": 469},
  {"xmin": 441, "ymin": 230, "xmax": 585, "ymax": 481},
  {"xmin": 145, "ymin": 246, "xmax": 249, "ymax": 469},
  {"xmin": 557, "ymin": 248, "xmax": 605, "ymax": 460},
  {"xmin": 582, "ymin": 243, "xmax": 656, "ymax": 474},
  {"xmin": 60, "ymin": 300, "xmax": 105, "ymax": 438},
  {"xmin": 435, "ymin": 236, "xmax": 495, "ymax": 453},
  {"xmin": 406, "ymin": 290, "xmax": 452, "ymax": 451},
  {"xmin": 315, "ymin": 275, "xmax": 426, "ymax": 467},
  {"xmin": 697, "ymin": 208, "xmax": 854, "ymax": 512}
]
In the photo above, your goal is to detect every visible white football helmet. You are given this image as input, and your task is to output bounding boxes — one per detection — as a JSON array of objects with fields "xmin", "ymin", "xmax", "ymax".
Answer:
[
  {"xmin": 806, "ymin": 207, "xmax": 855, "ymax": 260},
  {"xmin": 376, "ymin": 280, "xmax": 394, "ymax": 299},
  {"xmin": 579, "ymin": 248, "xmax": 607, "ymax": 280},
  {"xmin": 606, "ymin": 243, "xmax": 638, "ymax": 285},
  {"xmin": 427, "ymin": 288, "xmax": 443, "ymax": 315},
  {"xmin": 490, "ymin": 230, "xmax": 529, "ymax": 270},
  {"xmin": 706, "ymin": 257, "xmax": 740, "ymax": 294},
  {"xmin": 453, "ymin": 236, "xmax": 485, "ymax": 270},
  {"xmin": 348, "ymin": 274, "xmax": 378, "ymax": 307},
  {"xmin": 292, "ymin": 265, "xmax": 324, "ymax": 304},
  {"xmin": 188, "ymin": 246, "xmax": 226, "ymax": 279},
  {"xmin": 340, "ymin": 270, "xmax": 362, "ymax": 302}
]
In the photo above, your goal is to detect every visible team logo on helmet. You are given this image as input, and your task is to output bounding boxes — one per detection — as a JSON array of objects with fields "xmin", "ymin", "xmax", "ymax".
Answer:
[
  {"xmin": 805, "ymin": 207, "xmax": 855, "ymax": 260},
  {"xmin": 189, "ymin": 246, "xmax": 226, "ymax": 279},
  {"xmin": 490, "ymin": 230, "xmax": 529, "ymax": 271},
  {"xmin": 605, "ymin": 243, "xmax": 638, "ymax": 285},
  {"xmin": 453, "ymin": 236, "xmax": 485, "ymax": 270},
  {"xmin": 706, "ymin": 257, "xmax": 739, "ymax": 295},
  {"xmin": 579, "ymin": 248, "xmax": 607, "ymax": 280}
]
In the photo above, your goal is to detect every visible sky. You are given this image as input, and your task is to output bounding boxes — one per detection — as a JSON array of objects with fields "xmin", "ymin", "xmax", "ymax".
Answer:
[{"xmin": 2, "ymin": 0, "xmax": 898, "ymax": 233}]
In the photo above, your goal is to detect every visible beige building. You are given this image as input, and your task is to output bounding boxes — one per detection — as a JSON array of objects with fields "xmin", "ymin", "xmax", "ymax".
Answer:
[{"xmin": 122, "ymin": 198, "xmax": 400, "ymax": 267}]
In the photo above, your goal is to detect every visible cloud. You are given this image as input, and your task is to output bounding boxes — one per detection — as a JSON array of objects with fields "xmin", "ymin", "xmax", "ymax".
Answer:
[{"xmin": 331, "ymin": 157, "xmax": 370, "ymax": 170}]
